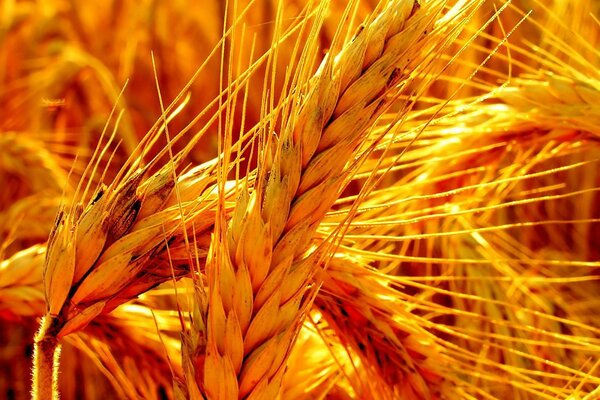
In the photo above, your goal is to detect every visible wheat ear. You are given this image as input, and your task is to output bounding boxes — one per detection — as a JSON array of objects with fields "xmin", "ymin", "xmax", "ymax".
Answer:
[
  {"xmin": 0, "ymin": 195, "xmax": 62, "ymax": 251},
  {"xmin": 0, "ymin": 133, "xmax": 68, "ymax": 201},
  {"xmin": 316, "ymin": 257, "xmax": 443, "ymax": 400},
  {"xmin": 0, "ymin": 246, "xmax": 181, "ymax": 398},
  {"xmin": 196, "ymin": 1, "xmax": 454, "ymax": 398},
  {"xmin": 0, "ymin": 134, "xmax": 69, "ymax": 252},
  {"xmin": 32, "ymin": 143, "xmax": 220, "ymax": 399},
  {"xmin": 497, "ymin": 73, "xmax": 600, "ymax": 135},
  {"xmin": 0, "ymin": 245, "xmax": 46, "ymax": 319}
]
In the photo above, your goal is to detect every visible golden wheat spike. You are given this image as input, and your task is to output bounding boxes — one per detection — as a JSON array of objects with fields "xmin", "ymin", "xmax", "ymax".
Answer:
[
  {"xmin": 0, "ymin": 134, "xmax": 70, "ymax": 255},
  {"xmin": 0, "ymin": 134, "xmax": 69, "ymax": 202},
  {"xmin": 497, "ymin": 74, "xmax": 600, "ymax": 136},
  {"xmin": 0, "ymin": 241, "xmax": 187, "ymax": 397},
  {"xmin": 0, "ymin": 195, "xmax": 62, "ymax": 251},
  {"xmin": 1, "ymin": 260, "xmax": 183, "ymax": 399},
  {"xmin": 192, "ymin": 1, "xmax": 486, "ymax": 398},
  {"xmin": 315, "ymin": 257, "xmax": 445, "ymax": 400},
  {"xmin": 31, "ymin": 131, "xmax": 223, "ymax": 398}
]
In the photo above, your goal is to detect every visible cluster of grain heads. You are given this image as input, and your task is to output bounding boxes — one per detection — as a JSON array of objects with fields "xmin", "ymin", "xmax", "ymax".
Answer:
[
  {"xmin": 0, "ymin": 0, "xmax": 591, "ymax": 398},
  {"xmin": 7, "ymin": 0, "xmax": 597, "ymax": 398},
  {"xmin": 320, "ymin": 74, "xmax": 600, "ymax": 398}
]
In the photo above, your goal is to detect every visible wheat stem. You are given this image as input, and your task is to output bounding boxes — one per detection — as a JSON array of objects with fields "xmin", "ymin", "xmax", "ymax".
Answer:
[{"xmin": 32, "ymin": 316, "xmax": 60, "ymax": 400}]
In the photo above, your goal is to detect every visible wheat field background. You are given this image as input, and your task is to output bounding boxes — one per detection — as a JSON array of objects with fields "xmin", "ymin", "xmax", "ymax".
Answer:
[{"xmin": 0, "ymin": 0, "xmax": 599, "ymax": 399}]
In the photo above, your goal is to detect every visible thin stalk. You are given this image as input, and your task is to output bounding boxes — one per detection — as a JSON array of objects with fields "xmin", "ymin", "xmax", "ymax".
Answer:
[{"xmin": 32, "ymin": 316, "xmax": 60, "ymax": 400}]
